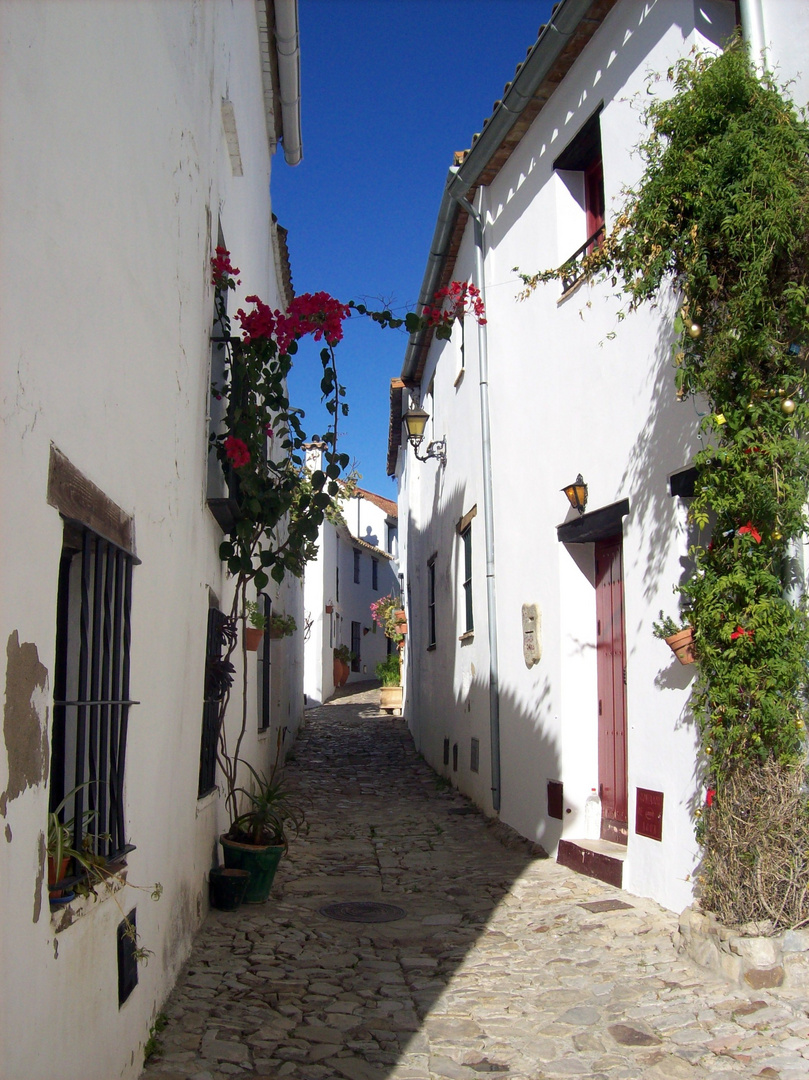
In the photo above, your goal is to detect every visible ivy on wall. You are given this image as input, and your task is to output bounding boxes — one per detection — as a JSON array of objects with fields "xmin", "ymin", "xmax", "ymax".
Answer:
[{"xmin": 518, "ymin": 41, "xmax": 809, "ymax": 925}]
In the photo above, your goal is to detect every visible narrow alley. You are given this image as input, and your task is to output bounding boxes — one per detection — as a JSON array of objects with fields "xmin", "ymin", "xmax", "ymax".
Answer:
[{"xmin": 142, "ymin": 688, "xmax": 809, "ymax": 1080}]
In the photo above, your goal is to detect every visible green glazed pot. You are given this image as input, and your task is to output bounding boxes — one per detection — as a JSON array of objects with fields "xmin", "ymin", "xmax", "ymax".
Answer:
[{"xmin": 220, "ymin": 834, "xmax": 283, "ymax": 903}]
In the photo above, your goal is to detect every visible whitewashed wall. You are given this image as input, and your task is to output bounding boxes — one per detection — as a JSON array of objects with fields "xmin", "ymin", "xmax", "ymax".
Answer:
[
  {"xmin": 304, "ymin": 487, "xmax": 399, "ymax": 703},
  {"xmin": 0, "ymin": 2, "xmax": 302, "ymax": 1076},
  {"xmin": 398, "ymin": 0, "xmax": 747, "ymax": 913}
]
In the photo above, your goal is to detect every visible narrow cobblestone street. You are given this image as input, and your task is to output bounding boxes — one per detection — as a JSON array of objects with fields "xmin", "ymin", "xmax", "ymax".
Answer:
[{"xmin": 142, "ymin": 688, "xmax": 809, "ymax": 1080}]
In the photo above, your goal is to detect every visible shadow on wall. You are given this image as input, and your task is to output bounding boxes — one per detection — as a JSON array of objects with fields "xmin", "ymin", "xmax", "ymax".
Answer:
[
  {"xmin": 402, "ymin": 474, "xmax": 563, "ymax": 854},
  {"xmin": 618, "ymin": 294, "xmax": 701, "ymax": 626}
]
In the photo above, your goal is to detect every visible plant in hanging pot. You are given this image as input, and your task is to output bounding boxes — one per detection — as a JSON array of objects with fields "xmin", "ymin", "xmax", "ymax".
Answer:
[
  {"xmin": 653, "ymin": 612, "xmax": 696, "ymax": 665},
  {"xmin": 370, "ymin": 593, "xmax": 406, "ymax": 644},
  {"xmin": 220, "ymin": 757, "xmax": 306, "ymax": 903},
  {"xmin": 243, "ymin": 599, "xmax": 266, "ymax": 652},
  {"xmin": 269, "ymin": 612, "xmax": 297, "ymax": 639}
]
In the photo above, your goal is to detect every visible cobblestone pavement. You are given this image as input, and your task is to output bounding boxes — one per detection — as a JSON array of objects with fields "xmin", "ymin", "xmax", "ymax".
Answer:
[{"xmin": 142, "ymin": 686, "xmax": 809, "ymax": 1080}]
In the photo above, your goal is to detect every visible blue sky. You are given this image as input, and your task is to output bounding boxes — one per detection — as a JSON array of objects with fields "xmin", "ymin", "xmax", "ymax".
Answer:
[{"xmin": 274, "ymin": 0, "xmax": 556, "ymax": 497}]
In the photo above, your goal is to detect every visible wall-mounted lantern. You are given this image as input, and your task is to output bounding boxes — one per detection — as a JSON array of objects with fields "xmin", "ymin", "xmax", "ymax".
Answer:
[
  {"xmin": 402, "ymin": 403, "xmax": 446, "ymax": 467},
  {"xmin": 561, "ymin": 474, "xmax": 588, "ymax": 515}
]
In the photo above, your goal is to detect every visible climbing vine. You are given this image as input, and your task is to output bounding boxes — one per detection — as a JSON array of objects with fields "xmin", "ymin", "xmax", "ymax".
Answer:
[{"xmin": 517, "ymin": 42, "xmax": 809, "ymax": 926}]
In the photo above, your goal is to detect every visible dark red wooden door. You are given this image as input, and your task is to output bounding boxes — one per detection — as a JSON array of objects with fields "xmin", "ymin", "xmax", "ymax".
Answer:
[{"xmin": 595, "ymin": 536, "xmax": 628, "ymax": 843}]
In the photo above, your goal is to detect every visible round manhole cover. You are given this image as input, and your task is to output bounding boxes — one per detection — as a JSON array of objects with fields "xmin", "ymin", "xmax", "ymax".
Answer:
[{"xmin": 318, "ymin": 901, "xmax": 407, "ymax": 923}]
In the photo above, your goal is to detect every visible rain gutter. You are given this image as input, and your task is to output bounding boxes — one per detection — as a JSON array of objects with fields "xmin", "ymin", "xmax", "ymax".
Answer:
[{"xmin": 274, "ymin": 0, "xmax": 302, "ymax": 165}]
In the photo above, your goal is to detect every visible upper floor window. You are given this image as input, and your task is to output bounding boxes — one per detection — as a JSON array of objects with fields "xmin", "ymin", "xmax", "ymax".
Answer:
[
  {"xmin": 427, "ymin": 556, "xmax": 437, "ymax": 648},
  {"xmin": 372, "ymin": 558, "xmax": 379, "ymax": 590},
  {"xmin": 554, "ymin": 106, "xmax": 605, "ymax": 291},
  {"xmin": 461, "ymin": 525, "xmax": 473, "ymax": 634},
  {"xmin": 353, "ymin": 548, "xmax": 361, "ymax": 584}
]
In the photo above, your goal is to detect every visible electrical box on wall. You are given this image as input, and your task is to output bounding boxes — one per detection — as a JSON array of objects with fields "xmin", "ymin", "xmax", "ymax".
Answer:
[{"xmin": 522, "ymin": 603, "xmax": 542, "ymax": 668}]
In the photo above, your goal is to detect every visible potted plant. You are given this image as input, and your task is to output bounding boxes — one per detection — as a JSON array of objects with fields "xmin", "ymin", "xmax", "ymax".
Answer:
[
  {"xmin": 376, "ymin": 653, "xmax": 402, "ymax": 714},
  {"xmin": 370, "ymin": 593, "xmax": 406, "ymax": 644},
  {"xmin": 220, "ymin": 758, "xmax": 306, "ymax": 903},
  {"xmin": 269, "ymin": 612, "xmax": 297, "ymax": 639},
  {"xmin": 653, "ymin": 612, "xmax": 696, "ymax": 665},
  {"xmin": 333, "ymin": 644, "xmax": 353, "ymax": 687},
  {"xmin": 243, "ymin": 600, "xmax": 266, "ymax": 652}
]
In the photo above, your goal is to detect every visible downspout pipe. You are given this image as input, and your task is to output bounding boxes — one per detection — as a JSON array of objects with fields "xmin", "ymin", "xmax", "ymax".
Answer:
[
  {"xmin": 451, "ymin": 189, "xmax": 501, "ymax": 815},
  {"xmin": 274, "ymin": 0, "xmax": 303, "ymax": 165},
  {"xmin": 739, "ymin": 0, "xmax": 768, "ymax": 75}
]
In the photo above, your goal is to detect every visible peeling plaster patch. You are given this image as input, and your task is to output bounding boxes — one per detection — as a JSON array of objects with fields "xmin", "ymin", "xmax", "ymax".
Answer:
[
  {"xmin": 33, "ymin": 830, "xmax": 45, "ymax": 924},
  {"xmin": 53, "ymin": 937, "xmax": 58, "ymax": 960},
  {"xmin": 2, "ymin": 631, "xmax": 50, "ymax": 815},
  {"xmin": 5, "ymin": 824, "xmax": 11, "ymax": 842}
]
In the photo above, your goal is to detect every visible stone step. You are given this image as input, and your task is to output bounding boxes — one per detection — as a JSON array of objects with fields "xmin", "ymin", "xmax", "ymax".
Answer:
[{"xmin": 556, "ymin": 837, "xmax": 626, "ymax": 888}]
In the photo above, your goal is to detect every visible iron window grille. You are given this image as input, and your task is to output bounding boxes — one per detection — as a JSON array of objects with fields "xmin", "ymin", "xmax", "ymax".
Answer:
[
  {"xmin": 257, "ymin": 593, "xmax": 271, "ymax": 732},
  {"xmin": 199, "ymin": 607, "xmax": 236, "ymax": 797},
  {"xmin": 50, "ymin": 522, "xmax": 137, "ymax": 864}
]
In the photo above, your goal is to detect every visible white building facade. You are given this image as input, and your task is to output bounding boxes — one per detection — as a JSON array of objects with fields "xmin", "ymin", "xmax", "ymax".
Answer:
[
  {"xmin": 390, "ymin": 0, "xmax": 809, "ymax": 914},
  {"xmin": 304, "ymin": 481, "xmax": 400, "ymax": 705},
  {"xmin": 0, "ymin": 2, "xmax": 306, "ymax": 1077}
]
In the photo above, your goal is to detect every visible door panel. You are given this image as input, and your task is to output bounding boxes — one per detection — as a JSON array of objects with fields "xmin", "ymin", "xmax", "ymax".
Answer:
[{"xmin": 595, "ymin": 536, "xmax": 628, "ymax": 843}]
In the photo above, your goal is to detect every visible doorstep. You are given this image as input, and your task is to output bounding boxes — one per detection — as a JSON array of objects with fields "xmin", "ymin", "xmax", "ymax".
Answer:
[{"xmin": 557, "ymin": 837, "xmax": 626, "ymax": 889}]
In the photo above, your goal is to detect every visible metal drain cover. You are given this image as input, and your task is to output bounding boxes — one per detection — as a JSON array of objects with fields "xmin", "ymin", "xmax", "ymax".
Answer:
[
  {"xmin": 579, "ymin": 899, "xmax": 633, "ymax": 913},
  {"xmin": 318, "ymin": 901, "xmax": 407, "ymax": 923}
]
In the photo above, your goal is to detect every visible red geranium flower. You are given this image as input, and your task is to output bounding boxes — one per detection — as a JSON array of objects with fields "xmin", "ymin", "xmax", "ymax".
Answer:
[
  {"xmin": 224, "ymin": 436, "xmax": 250, "ymax": 468},
  {"xmin": 730, "ymin": 625, "xmax": 754, "ymax": 640},
  {"xmin": 738, "ymin": 521, "xmax": 761, "ymax": 543}
]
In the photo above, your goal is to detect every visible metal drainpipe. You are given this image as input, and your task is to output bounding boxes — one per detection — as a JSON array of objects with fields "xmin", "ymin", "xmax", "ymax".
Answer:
[
  {"xmin": 451, "ymin": 187, "xmax": 501, "ymax": 814},
  {"xmin": 738, "ymin": 1, "xmax": 803, "ymax": 600},
  {"xmin": 739, "ymin": 0, "xmax": 768, "ymax": 75}
]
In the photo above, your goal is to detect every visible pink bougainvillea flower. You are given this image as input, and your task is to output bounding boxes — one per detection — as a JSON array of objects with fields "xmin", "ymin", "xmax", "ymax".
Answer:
[
  {"xmin": 224, "ymin": 436, "xmax": 250, "ymax": 468},
  {"xmin": 425, "ymin": 281, "xmax": 487, "ymax": 326},
  {"xmin": 730, "ymin": 625, "xmax": 754, "ymax": 640},
  {"xmin": 275, "ymin": 292, "xmax": 352, "ymax": 353},
  {"xmin": 211, "ymin": 246, "xmax": 241, "ymax": 289},
  {"xmin": 265, "ymin": 424, "xmax": 274, "ymax": 438},
  {"xmin": 738, "ymin": 521, "xmax": 761, "ymax": 543},
  {"xmin": 236, "ymin": 296, "xmax": 277, "ymax": 344}
]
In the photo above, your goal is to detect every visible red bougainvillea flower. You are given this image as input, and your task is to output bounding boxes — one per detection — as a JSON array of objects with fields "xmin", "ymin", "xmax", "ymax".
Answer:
[
  {"xmin": 275, "ymin": 292, "xmax": 351, "ymax": 353},
  {"xmin": 224, "ymin": 436, "xmax": 250, "ymax": 468},
  {"xmin": 236, "ymin": 296, "xmax": 277, "ymax": 344},
  {"xmin": 211, "ymin": 246, "xmax": 241, "ymax": 289},
  {"xmin": 265, "ymin": 424, "xmax": 274, "ymax": 438},
  {"xmin": 730, "ymin": 625, "xmax": 754, "ymax": 640},
  {"xmin": 738, "ymin": 521, "xmax": 761, "ymax": 542},
  {"xmin": 706, "ymin": 788, "xmax": 716, "ymax": 807}
]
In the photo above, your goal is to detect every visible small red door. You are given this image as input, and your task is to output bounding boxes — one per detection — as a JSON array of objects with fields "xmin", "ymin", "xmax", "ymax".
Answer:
[{"xmin": 595, "ymin": 536, "xmax": 628, "ymax": 843}]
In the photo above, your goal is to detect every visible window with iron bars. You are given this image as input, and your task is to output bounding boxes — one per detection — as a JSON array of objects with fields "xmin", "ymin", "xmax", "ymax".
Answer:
[
  {"xmin": 199, "ymin": 606, "xmax": 235, "ymax": 797},
  {"xmin": 50, "ymin": 521, "xmax": 137, "ymax": 865}
]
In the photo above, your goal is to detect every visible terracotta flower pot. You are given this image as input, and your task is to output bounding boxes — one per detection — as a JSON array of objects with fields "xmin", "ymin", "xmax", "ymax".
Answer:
[
  {"xmin": 333, "ymin": 657, "xmax": 350, "ymax": 687},
  {"xmin": 665, "ymin": 627, "xmax": 696, "ymax": 665},
  {"xmin": 244, "ymin": 627, "xmax": 264, "ymax": 651}
]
